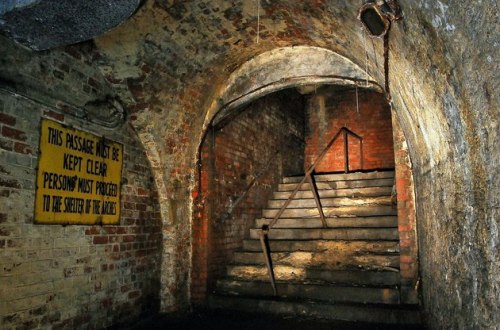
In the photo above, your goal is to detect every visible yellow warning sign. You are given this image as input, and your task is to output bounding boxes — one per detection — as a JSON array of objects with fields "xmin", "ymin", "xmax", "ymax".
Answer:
[{"xmin": 35, "ymin": 119, "xmax": 123, "ymax": 225}]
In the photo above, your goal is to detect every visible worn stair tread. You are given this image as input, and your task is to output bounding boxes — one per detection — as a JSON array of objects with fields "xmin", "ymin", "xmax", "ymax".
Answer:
[
  {"xmin": 208, "ymin": 295, "xmax": 421, "ymax": 325},
  {"xmin": 262, "ymin": 205, "xmax": 397, "ymax": 218},
  {"xmin": 267, "ymin": 196, "xmax": 392, "ymax": 209},
  {"xmin": 213, "ymin": 170, "xmax": 411, "ymax": 323},
  {"xmin": 274, "ymin": 186, "xmax": 393, "ymax": 199},
  {"xmin": 226, "ymin": 265, "xmax": 400, "ymax": 285},
  {"xmin": 283, "ymin": 171, "xmax": 395, "ymax": 183},
  {"xmin": 215, "ymin": 279, "xmax": 400, "ymax": 305},
  {"xmin": 242, "ymin": 239, "xmax": 399, "ymax": 253},
  {"xmin": 278, "ymin": 178, "xmax": 394, "ymax": 191},
  {"xmin": 232, "ymin": 250, "xmax": 399, "ymax": 269},
  {"xmin": 249, "ymin": 228, "xmax": 399, "ymax": 241},
  {"xmin": 255, "ymin": 216, "xmax": 398, "ymax": 229}
]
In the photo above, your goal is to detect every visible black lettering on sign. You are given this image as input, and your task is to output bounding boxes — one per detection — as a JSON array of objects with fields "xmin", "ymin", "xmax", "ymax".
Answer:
[
  {"xmin": 65, "ymin": 133, "xmax": 94, "ymax": 155},
  {"xmin": 85, "ymin": 199, "xmax": 92, "ymax": 214},
  {"xmin": 112, "ymin": 147, "xmax": 120, "ymax": 161},
  {"xmin": 63, "ymin": 153, "xmax": 83, "ymax": 172},
  {"xmin": 63, "ymin": 197, "xmax": 85, "ymax": 214},
  {"xmin": 36, "ymin": 119, "xmax": 123, "ymax": 225},
  {"xmin": 42, "ymin": 194, "xmax": 51, "ymax": 212},
  {"xmin": 87, "ymin": 159, "xmax": 107, "ymax": 176},
  {"xmin": 101, "ymin": 201, "xmax": 116, "ymax": 215},
  {"xmin": 52, "ymin": 196, "xmax": 62, "ymax": 213},
  {"xmin": 95, "ymin": 181, "xmax": 117, "ymax": 197},
  {"xmin": 92, "ymin": 200, "xmax": 101, "ymax": 214},
  {"xmin": 96, "ymin": 140, "xmax": 110, "ymax": 159},
  {"xmin": 47, "ymin": 127, "xmax": 62, "ymax": 146},
  {"xmin": 43, "ymin": 172, "xmax": 77, "ymax": 191},
  {"xmin": 77, "ymin": 178, "xmax": 94, "ymax": 193}
]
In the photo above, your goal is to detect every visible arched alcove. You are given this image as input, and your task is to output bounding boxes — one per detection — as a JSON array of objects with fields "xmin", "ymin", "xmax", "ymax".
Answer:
[
  {"xmin": 191, "ymin": 46, "xmax": 419, "ymax": 307},
  {"xmin": 201, "ymin": 46, "xmax": 382, "ymax": 132}
]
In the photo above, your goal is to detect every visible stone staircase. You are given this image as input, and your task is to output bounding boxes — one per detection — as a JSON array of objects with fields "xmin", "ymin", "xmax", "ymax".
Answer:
[{"xmin": 209, "ymin": 170, "xmax": 421, "ymax": 325}]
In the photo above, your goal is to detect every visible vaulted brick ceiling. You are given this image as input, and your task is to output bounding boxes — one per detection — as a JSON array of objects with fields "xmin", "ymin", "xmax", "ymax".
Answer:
[
  {"xmin": 0, "ymin": 1, "xmax": 495, "ymax": 224},
  {"xmin": 94, "ymin": 1, "xmax": 372, "ymax": 114},
  {"xmin": 86, "ymin": 0, "xmax": 495, "ymax": 178},
  {"xmin": 93, "ymin": 3, "xmax": 498, "ymax": 328},
  {"xmin": 0, "ymin": 2, "xmax": 497, "ymax": 327}
]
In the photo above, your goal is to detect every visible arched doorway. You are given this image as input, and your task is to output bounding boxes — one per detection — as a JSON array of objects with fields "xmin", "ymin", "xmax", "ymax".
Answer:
[{"xmin": 191, "ymin": 47, "xmax": 419, "ymax": 322}]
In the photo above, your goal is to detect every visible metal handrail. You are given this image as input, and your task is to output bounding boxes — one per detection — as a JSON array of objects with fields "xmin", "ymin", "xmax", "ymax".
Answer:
[
  {"xmin": 260, "ymin": 127, "xmax": 364, "ymax": 295},
  {"xmin": 341, "ymin": 127, "xmax": 364, "ymax": 173},
  {"xmin": 268, "ymin": 127, "xmax": 363, "ymax": 230},
  {"xmin": 222, "ymin": 151, "xmax": 282, "ymax": 221}
]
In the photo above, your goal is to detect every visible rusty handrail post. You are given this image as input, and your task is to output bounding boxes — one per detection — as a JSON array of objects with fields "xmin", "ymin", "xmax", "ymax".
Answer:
[
  {"xmin": 360, "ymin": 139, "xmax": 364, "ymax": 170},
  {"xmin": 260, "ymin": 127, "xmax": 358, "ymax": 295},
  {"xmin": 306, "ymin": 173, "xmax": 327, "ymax": 228},
  {"xmin": 259, "ymin": 225, "xmax": 277, "ymax": 296},
  {"xmin": 343, "ymin": 129, "xmax": 349, "ymax": 173},
  {"xmin": 267, "ymin": 176, "xmax": 306, "ymax": 229},
  {"xmin": 343, "ymin": 127, "xmax": 364, "ymax": 171},
  {"xmin": 224, "ymin": 151, "xmax": 281, "ymax": 220},
  {"xmin": 268, "ymin": 128, "xmax": 344, "ymax": 230}
]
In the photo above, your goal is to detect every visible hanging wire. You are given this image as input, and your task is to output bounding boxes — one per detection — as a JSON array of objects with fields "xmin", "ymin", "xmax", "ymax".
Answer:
[
  {"xmin": 355, "ymin": 84, "xmax": 360, "ymax": 115},
  {"xmin": 363, "ymin": 29, "xmax": 369, "ymax": 86},
  {"xmin": 360, "ymin": 0, "xmax": 369, "ymax": 86},
  {"xmin": 384, "ymin": 28, "xmax": 392, "ymax": 102},
  {"xmin": 256, "ymin": 0, "xmax": 260, "ymax": 43}
]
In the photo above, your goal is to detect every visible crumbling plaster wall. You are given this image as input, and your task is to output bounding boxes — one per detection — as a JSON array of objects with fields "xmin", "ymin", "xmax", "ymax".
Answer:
[
  {"xmin": 0, "ymin": 0, "xmax": 497, "ymax": 328},
  {"xmin": 388, "ymin": 3, "xmax": 498, "ymax": 329}
]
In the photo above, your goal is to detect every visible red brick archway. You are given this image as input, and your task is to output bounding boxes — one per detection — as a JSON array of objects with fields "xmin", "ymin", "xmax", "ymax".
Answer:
[{"xmin": 190, "ymin": 47, "xmax": 418, "ymax": 306}]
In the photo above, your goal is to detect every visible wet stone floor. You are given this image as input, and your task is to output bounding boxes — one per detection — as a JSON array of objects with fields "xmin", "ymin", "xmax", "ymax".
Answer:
[{"xmin": 125, "ymin": 310, "xmax": 427, "ymax": 330}]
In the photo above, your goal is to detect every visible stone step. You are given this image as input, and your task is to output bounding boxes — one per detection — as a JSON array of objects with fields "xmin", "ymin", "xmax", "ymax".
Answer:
[
  {"xmin": 215, "ymin": 279, "xmax": 400, "ymax": 305},
  {"xmin": 267, "ymin": 196, "xmax": 391, "ymax": 209},
  {"xmin": 208, "ymin": 295, "xmax": 421, "ymax": 325},
  {"xmin": 278, "ymin": 178, "xmax": 394, "ymax": 191},
  {"xmin": 262, "ymin": 205, "xmax": 397, "ymax": 218},
  {"xmin": 227, "ymin": 265, "xmax": 400, "ymax": 286},
  {"xmin": 249, "ymin": 228, "xmax": 399, "ymax": 241},
  {"xmin": 232, "ymin": 251, "xmax": 400, "ymax": 269},
  {"xmin": 232, "ymin": 250, "xmax": 399, "ymax": 268},
  {"xmin": 255, "ymin": 216, "xmax": 398, "ymax": 228},
  {"xmin": 242, "ymin": 239, "xmax": 399, "ymax": 253},
  {"xmin": 283, "ymin": 171, "xmax": 395, "ymax": 183},
  {"xmin": 273, "ymin": 186, "xmax": 393, "ymax": 199}
]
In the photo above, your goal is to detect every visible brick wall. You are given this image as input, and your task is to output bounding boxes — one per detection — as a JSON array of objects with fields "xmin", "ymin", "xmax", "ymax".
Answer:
[
  {"xmin": 191, "ymin": 89, "xmax": 305, "ymax": 304},
  {"xmin": 305, "ymin": 89, "xmax": 394, "ymax": 172},
  {"xmin": 305, "ymin": 87, "xmax": 418, "ymax": 303},
  {"xmin": 392, "ymin": 112, "xmax": 419, "ymax": 304},
  {"xmin": 0, "ymin": 89, "xmax": 162, "ymax": 329}
]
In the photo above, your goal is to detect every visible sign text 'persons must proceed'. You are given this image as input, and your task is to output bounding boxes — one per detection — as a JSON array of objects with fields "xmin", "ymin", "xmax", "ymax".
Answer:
[{"xmin": 35, "ymin": 119, "xmax": 123, "ymax": 225}]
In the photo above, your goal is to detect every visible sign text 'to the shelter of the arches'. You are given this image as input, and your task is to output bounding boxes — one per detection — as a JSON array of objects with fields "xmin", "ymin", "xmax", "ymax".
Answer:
[{"xmin": 35, "ymin": 119, "xmax": 123, "ymax": 225}]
